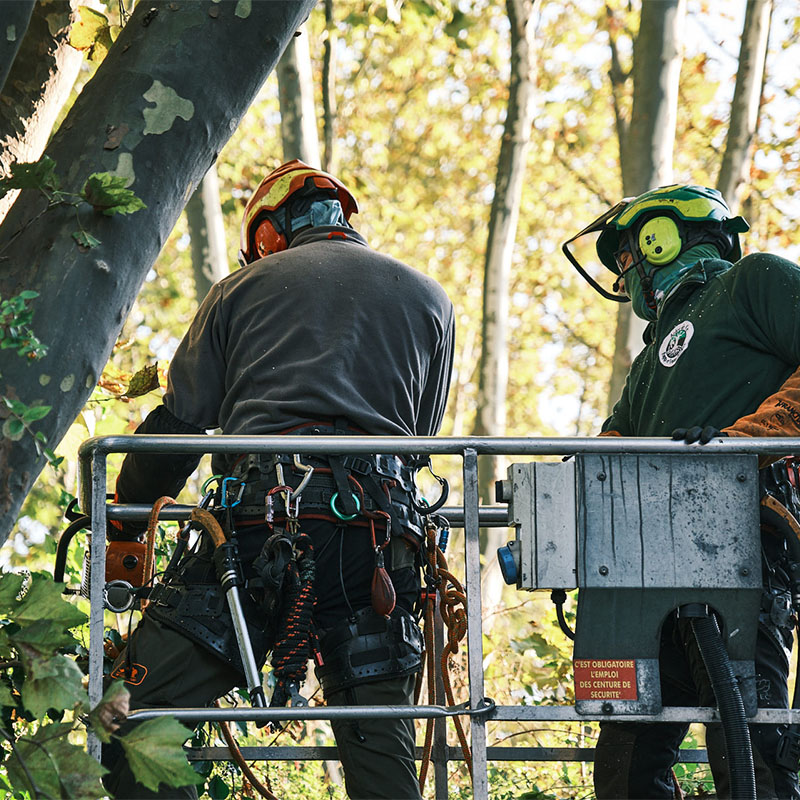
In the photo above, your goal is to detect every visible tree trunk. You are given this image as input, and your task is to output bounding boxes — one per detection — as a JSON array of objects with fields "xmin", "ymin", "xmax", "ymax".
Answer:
[
  {"xmin": 473, "ymin": 0, "xmax": 538, "ymax": 460},
  {"xmin": 473, "ymin": 0, "xmax": 538, "ymax": 608},
  {"xmin": 716, "ymin": 0, "xmax": 772, "ymax": 214},
  {"xmin": 0, "ymin": 1, "xmax": 35, "ymax": 94},
  {"xmin": 0, "ymin": 0, "xmax": 83, "ymax": 222},
  {"xmin": 277, "ymin": 22, "xmax": 321, "ymax": 166},
  {"xmin": 606, "ymin": 0, "xmax": 685, "ymax": 413},
  {"xmin": 185, "ymin": 164, "xmax": 229, "ymax": 302},
  {"xmin": 321, "ymin": 0, "xmax": 337, "ymax": 173},
  {"xmin": 0, "ymin": 0, "xmax": 316, "ymax": 542}
]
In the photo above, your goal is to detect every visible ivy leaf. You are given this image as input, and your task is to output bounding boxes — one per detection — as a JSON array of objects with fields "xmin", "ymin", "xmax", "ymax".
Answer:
[
  {"xmin": 72, "ymin": 229, "xmax": 102, "ymax": 249},
  {"xmin": 8, "ymin": 723, "xmax": 106, "ymax": 800},
  {"xmin": 8, "ymin": 618, "xmax": 78, "ymax": 656},
  {"xmin": 19, "ymin": 649, "xmax": 88, "ymax": 718},
  {"xmin": 0, "ymin": 682, "xmax": 15, "ymax": 707},
  {"xmin": 118, "ymin": 717, "xmax": 202, "ymax": 792},
  {"xmin": 124, "ymin": 363, "xmax": 160, "ymax": 398},
  {"xmin": 0, "ymin": 155, "xmax": 59, "ymax": 199},
  {"xmin": 69, "ymin": 6, "xmax": 114, "ymax": 62},
  {"xmin": 0, "ymin": 572, "xmax": 87, "ymax": 631},
  {"xmin": 81, "ymin": 172, "xmax": 146, "ymax": 216},
  {"xmin": 0, "ymin": 573, "xmax": 24, "ymax": 606},
  {"xmin": 87, "ymin": 680, "xmax": 130, "ymax": 743}
]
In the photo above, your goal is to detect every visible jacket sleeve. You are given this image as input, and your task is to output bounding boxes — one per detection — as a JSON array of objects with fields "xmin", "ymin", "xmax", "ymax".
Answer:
[
  {"xmin": 418, "ymin": 300, "xmax": 455, "ymax": 436},
  {"xmin": 163, "ymin": 282, "xmax": 228, "ymax": 429},
  {"xmin": 601, "ymin": 375, "xmax": 633, "ymax": 437},
  {"xmin": 111, "ymin": 404, "xmax": 205, "ymax": 540},
  {"xmin": 722, "ymin": 365, "xmax": 800, "ymax": 439},
  {"xmin": 719, "ymin": 255, "xmax": 800, "ymax": 465}
]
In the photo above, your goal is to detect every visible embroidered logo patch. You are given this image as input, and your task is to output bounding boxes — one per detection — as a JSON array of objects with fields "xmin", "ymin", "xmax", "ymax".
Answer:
[
  {"xmin": 658, "ymin": 320, "xmax": 694, "ymax": 367},
  {"xmin": 110, "ymin": 662, "xmax": 148, "ymax": 686}
]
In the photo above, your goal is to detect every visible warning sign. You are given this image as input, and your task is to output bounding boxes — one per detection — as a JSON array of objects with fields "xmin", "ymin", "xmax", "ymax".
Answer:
[{"xmin": 574, "ymin": 659, "xmax": 637, "ymax": 701}]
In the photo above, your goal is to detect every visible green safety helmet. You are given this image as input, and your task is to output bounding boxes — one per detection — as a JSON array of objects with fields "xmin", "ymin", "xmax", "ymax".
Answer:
[{"xmin": 562, "ymin": 184, "xmax": 750, "ymax": 302}]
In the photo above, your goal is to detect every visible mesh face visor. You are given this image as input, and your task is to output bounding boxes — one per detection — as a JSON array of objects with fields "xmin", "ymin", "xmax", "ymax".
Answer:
[{"xmin": 561, "ymin": 200, "xmax": 633, "ymax": 302}]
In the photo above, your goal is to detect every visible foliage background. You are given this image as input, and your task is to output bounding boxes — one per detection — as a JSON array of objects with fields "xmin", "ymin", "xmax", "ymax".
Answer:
[{"xmin": 3, "ymin": 0, "xmax": 800, "ymax": 797}]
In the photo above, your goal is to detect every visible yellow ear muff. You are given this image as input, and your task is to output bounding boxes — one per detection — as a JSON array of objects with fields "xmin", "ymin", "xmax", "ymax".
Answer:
[{"xmin": 638, "ymin": 216, "xmax": 682, "ymax": 265}]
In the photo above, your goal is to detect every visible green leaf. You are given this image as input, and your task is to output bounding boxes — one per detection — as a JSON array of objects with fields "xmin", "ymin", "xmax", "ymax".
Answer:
[
  {"xmin": 1, "ymin": 418, "xmax": 24, "ymax": 440},
  {"xmin": 0, "ymin": 156, "xmax": 59, "ymax": 196},
  {"xmin": 19, "ymin": 650, "xmax": 88, "ymax": 717},
  {"xmin": 21, "ymin": 404, "xmax": 50, "ymax": 422},
  {"xmin": 0, "ymin": 682, "xmax": 15, "ymax": 706},
  {"xmin": 0, "ymin": 573, "xmax": 24, "ymax": 606},
  {"xmin": 124, "ymin": 363, "xmax": 160, "ymax": 397},
  {"xmin": 2, "ymin": 396, "xmax": 27, "ymax": 416},
  {"xmin": 8, "ymin": 618, "xmax": 78, "ymax": 657},
  {"xmin": 208, "ymin": 774, "xmax": 231, "ymax": 799},
  {"xmin": 87, "ymin": 680, "xmax": 130, "ymax": 743},
  {"xmin": 8, "ymin": 723, "xmax": 106, "ymax": 800},
  {"xmin": 72, "ymin": 229, "xmax": 102, "ymax": 249},
  {"xmin": 17, "ymin": 291, "xmax": 39, "ymax": 300},
  {"xmin": 69, "ymin": 5, "xmax": 114, "ymax": 62},
  {"xmin": 0, "ymin": 572, "xmax": 87, "ymax": 630},
  {"xmin": 118, "ymin": 716, "xmax": 202, "ymax": 792},
  {"xmin": 81, "ymin": 172, "xmax": 146, "ymax": 216}
]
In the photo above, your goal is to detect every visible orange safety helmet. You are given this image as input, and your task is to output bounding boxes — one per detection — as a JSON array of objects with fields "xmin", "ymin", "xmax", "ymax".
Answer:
[{"xmin": 238, "ymin": 159, "xmax": 359, "ymax": 264}]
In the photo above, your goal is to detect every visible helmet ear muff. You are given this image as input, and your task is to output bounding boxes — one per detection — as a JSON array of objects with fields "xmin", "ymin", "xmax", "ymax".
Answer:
[
  {"xmin": 253, "ymin": 217, "xmax": 288, "ymax": 259},
  {"xmin": 638, "ymin": 216, "xmax": 682, "ymax": 265}
]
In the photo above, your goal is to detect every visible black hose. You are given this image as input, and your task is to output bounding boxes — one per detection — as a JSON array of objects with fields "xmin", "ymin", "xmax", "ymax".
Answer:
[
  {"xmin": 550, "ymin": 589, "xmax": 575, "ymax": 640},
  {"xmin": 690, "ymin": 613, "xmax": 756, "ymax": 800},
  {"xmin": 54, "ymin": 515, "xmax": 91, "ymax": 584}
]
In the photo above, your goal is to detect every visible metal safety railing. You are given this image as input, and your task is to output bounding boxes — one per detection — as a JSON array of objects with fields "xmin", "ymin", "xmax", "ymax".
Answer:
[{"xmin": 77, "ymin": 434, "xmax": 800, "ymax": 799}]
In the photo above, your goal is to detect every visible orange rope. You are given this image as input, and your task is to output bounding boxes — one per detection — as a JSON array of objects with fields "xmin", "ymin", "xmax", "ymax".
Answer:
[
  {"xmin": 215, "ymin": 701, "xmax": 279, "ymax": 800},
  {"xmin": 141, "ymin": 496, "xmax": 176, "ymax": 609},
  {"xmin": 418, "ymin": 522, "xmax": 472, "ymax": 794}
]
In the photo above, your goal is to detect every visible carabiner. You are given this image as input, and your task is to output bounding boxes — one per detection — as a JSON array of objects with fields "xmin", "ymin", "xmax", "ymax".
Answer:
[
  {"xmin": 292, "ymin": 454, "xmax": 315, "ymax": 500},
  {"xmin": 219, "ymin": 477, "xmax": 244, "ymax": 509},
  {"xmin": 330, "ymin": 491, "xmax": 361, "ymax": 521}
]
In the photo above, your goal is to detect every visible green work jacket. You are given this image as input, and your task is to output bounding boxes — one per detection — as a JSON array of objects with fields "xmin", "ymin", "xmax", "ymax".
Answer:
[{"xmin": 602, "ymin": 253, "xmax": 800, "ymax": 436}]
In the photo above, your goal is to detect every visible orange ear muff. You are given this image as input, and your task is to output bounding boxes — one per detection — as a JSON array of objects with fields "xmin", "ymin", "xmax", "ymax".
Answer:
[{"xmin": 253, "ymin": 217, "xmax": 288, "ymax": 258}]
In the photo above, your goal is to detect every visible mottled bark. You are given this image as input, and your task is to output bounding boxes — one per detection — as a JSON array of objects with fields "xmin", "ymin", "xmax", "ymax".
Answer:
[
  {"xmin": 0, "ymin": 0, "xmax": 83, "ymax": 221},
  {"xmin": 0, "ymin": 0, "xmax": 317, "ymax": 541},
  {"xmin": 0, "ymin": 1, "xmax": 35, "ymax": 94}
]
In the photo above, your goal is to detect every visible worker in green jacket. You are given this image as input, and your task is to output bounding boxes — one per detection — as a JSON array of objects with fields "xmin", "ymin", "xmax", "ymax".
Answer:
[{"xmin": 564, "ymin": 184, "xmax": 800, "ymax": 799}]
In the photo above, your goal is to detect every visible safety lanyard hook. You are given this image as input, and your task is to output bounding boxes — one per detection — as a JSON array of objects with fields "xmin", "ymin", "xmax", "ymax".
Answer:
[{"xmin": 291, "ymin": 454, "xmax": 315, "ymax": 500}]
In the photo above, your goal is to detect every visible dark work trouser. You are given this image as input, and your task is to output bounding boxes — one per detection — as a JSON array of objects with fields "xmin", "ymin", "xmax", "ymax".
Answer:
[
  {"xmin": 102, "ymin": 519, "xmax": 423, "ymax": 800},
  {"xmin": 593, "ymin": 613, "xmax": 798, "ymax": 800}
]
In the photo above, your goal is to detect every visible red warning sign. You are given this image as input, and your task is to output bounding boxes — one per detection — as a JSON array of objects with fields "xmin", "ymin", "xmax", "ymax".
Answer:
[{"xmin": 574, "ymin": 659, "xmax": 637, "ymax": 701}]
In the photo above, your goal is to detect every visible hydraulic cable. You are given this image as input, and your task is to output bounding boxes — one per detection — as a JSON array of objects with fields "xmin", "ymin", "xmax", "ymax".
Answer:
[
  {"xmin": 550, "ymin": 589, "xmax": 575, "ymax": 640},
  {"xmin": 687, "ymin": 607, "xmax": 756, "ymax": 800},
  {"xmin": 54, "ymin": 515, "xmax": 91, "ymax": 584}
]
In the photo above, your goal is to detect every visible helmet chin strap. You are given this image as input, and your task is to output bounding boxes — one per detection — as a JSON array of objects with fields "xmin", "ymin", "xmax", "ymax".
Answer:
[
  {"xmin": 613, "ymin": 227, "xmax": 719, "ymax": 313},
  {"xmin": 613, "ymin": 231, "xmax": 658, "ymax": 311}
]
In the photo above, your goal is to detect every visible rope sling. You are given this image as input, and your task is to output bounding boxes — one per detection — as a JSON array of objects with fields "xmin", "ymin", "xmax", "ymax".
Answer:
[{"xmin": 416, "ymin": 518, "xmax": 472, "ymax": 789}]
